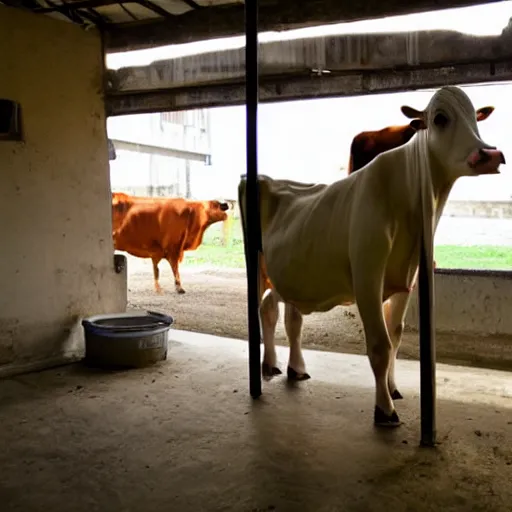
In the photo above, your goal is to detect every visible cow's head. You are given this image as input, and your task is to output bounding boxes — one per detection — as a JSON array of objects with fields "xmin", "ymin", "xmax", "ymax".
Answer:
[
  {"xmin": 400, "ymin": 86, "xmax": 505, "ymax": 180},
  {"xmin": 206, "ymin": 200, "xmax": 230, "ymax": 222},
  {"xmin": 401, "ymin": 103, "xmax": 494, "ymax": 143}
]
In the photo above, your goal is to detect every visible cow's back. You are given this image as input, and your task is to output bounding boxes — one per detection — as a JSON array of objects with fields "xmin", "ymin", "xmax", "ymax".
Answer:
[
  {"xmin": 349, "ymin": 125, "xmax": 417, "ymax": 174},
  {"xmin": 114, "ymin": 196, "xmax": 214, "ymax": 258},
  {"xmin": 258, "ymin": 175, "xmax": 360, "ymax": 309},
  {"xmin": 111, "ymin": 193, "xmax": 170, "ymax": 232},
  {"xmin": 114, "ymin": 202, "xmax": 167, "ymax": 254},
  {"xmin": 157, "ymin": 199, "xmax": 199, "ymax": 252}
]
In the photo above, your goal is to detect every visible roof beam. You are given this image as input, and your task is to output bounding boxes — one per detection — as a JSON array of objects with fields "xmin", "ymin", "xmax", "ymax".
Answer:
[
  {"xmin": 104, "ymin": 0, "xmax": 504, "ymax": 53},
  {"xmin": 110, "ymin": 138, "xmax": 211, "ymax": 162},
  {"xmin": 33, "ymin": 0, "xmax": 120, "ymax": 13},
  {"xmin": 106, "ymin": 28, "xmax": 512, "ymax": 94},
  {"xmin": 106, "ymin": 61, "xmax": 512, "ymax": 116},
  {"xmin": 105, "ymin": 26, "xmax": 512, "ymax": 115}
]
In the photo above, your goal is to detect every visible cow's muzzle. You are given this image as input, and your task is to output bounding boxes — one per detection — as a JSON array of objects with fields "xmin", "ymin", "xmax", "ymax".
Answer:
[
  {"xmin": 220, "ymin": 202, "xmax": 229, "ymax": 211},
  {"xmin": 467, "ymin": 148, "xmax": 506, "ymax": 175}
]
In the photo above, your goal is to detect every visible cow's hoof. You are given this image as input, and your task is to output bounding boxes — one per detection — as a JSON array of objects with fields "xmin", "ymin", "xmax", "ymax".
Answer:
[
  {"xmin": 287, "ymin": 366, "xmax": 311, "ymax": 381},
  {"xmin": 176, "ymin": 288, "xmax": 186, "ymax": 294},
  {"xmin": 391, "ymin": 389, "xmax": 404, "ymax": 400},
  {"xmin": 262, "ymin": 363, "xmax": 282, "ymax": 380},
  {"xmin": 374, "ymin": 406, "xmax": 401, "ymax": 428}
]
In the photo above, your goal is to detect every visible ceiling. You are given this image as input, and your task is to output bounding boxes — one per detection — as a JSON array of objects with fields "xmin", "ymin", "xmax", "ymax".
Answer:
[
  {"xmin": 0, "ymin": 0, "xmax": 237, "ymax": 27},
  {"xmin": 0, "ymin": 0, "xmax": 504, "ymax": 52},
  {"xmin": 0, "ymin": 0, "xmax": 238, "ymax": 29}
]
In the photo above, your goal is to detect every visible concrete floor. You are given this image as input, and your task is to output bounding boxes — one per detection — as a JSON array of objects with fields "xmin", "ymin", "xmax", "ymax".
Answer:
[{"xmin": 1, "ymin": 331, "xmax": 511, "ymax": 512}]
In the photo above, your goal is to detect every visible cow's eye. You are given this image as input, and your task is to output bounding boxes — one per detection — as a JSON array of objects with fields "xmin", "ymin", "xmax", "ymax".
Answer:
[{"xmin": 434, "ymin": 112, "xmax": 449, "ymax": 128}]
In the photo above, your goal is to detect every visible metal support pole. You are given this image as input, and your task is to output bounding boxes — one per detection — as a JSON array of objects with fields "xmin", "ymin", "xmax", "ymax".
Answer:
[
  {"xmin": 245, "ymin": 0, "xmax": 262, "ymax": 399},
  {"xmin": 418, "ymin": 233, "xmax": 436, "ymax": 446}
]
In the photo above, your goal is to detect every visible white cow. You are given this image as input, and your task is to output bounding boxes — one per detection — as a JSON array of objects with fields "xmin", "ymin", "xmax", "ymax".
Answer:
[{"xmin": 239, "ymin": 86, "xmax": 505, "ymax": 428}]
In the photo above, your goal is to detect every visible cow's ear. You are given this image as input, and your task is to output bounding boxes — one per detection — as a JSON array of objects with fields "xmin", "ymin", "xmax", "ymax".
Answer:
[
  {"xmin": 476, "ymin": 106, "xmax": 494, "ymax": 122},
  {"xmin": 410, "ymin": 119, "xmax": 427, "ymax": 130},
  {"xmin": 401, "ymin": 105, "xmax": 423, "ymax": 119}
]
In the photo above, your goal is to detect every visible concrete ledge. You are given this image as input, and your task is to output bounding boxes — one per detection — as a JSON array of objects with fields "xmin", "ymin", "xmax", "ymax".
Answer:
[
  {"xmin": 307, "ymin": 269, "xmax": 512, "ymax": 371},
  {"xmin": 406, "ymin": 269, "xmax": 512, "ymax": 336},
  {"xmin": 335, "ymin": 269, "xmax": 512, "ymax": 337}
]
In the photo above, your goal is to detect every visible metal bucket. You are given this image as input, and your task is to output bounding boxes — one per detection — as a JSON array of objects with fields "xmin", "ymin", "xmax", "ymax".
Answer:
[{"xmin": 82, "ymin": 310, "xmax": 174, "ymax": 369}]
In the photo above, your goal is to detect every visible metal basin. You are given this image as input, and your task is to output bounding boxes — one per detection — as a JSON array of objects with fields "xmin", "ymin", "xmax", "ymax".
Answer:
[{"xmin": 82, "ymin": 310, "xmax": 174, "ymax": 369}]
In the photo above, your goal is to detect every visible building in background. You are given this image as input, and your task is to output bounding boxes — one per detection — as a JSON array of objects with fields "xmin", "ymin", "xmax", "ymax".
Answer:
[{"xmin": 108, "ymin": 109, "xmax": 212, "ymax": 199}]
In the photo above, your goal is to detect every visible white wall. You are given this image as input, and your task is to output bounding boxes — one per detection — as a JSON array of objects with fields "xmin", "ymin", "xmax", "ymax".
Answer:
[{"xmin": 0, "ymin": 7, "xmax": 126, "ymax": 376}]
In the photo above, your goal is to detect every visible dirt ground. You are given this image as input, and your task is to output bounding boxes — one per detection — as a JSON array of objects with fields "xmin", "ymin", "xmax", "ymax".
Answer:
[{"xmin": 125, "ymin": 256, "xmax": 512, "ymax": 373}]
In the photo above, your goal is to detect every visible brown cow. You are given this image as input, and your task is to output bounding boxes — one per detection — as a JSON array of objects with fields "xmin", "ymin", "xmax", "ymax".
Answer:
[
  {"xmin": 111, "ymin": 192, "xmax": 169, "ymax": 233},
  {"xmin": 112, "ymin": 193, "xmax": 229, "ymax": 294},
  {"xmin": 347, "ymin": 106, "xmax": 495, "ymax": 174}
]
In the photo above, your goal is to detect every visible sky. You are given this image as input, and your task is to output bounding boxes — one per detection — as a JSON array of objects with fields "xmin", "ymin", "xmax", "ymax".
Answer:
[{"xmin": 106, "ymin": 1, "xmax": 512, "ymax": 201}]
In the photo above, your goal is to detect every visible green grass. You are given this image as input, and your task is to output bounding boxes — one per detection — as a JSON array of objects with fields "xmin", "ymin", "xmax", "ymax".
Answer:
[
  {"xmin": 184, "ymin": 218, "xmax": 512, "ymax": 271},
  {"xmin": 434, "ymin": 245, "xmax": 512, "ymax": 270},
  {"xmin": 184, "ymin": 219, "xmax": 246, "ymax": 268},
  {"xmin": 184, "ymin": 243, "xmax": 246, "ymax": 268}
]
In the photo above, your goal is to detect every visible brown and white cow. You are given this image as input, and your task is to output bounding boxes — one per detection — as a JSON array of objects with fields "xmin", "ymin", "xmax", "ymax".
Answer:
[
  {"xmin": 112, "ymin": 194, "xmax": 229, "ymax": 294},
  {"xmin": 347, "ymin": 106, "xmax": 495, "ymax": 174},
  {"xmin": 239, "ymin": 86, "xmax": 504, "ymax": 428}
]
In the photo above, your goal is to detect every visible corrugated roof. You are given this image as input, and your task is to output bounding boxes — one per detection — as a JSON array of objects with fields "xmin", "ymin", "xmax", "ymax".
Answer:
[
  {"xmin": 0, "ymin": 0, "xmax": 240, "ymax": 28},
  {"xmin": 0, "ymin": 0, "xmax": 501, "ymax": 52}
]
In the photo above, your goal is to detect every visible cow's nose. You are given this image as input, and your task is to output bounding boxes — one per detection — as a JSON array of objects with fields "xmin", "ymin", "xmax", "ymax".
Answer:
[
  {"xmin": 479, "ymin": 148, "xmax": 506, "ymax": 165},
  {"xmin": 467, "ymin": 148, "xmax": 505, "ymax": 174},
  {"xmin": 220, "ymin": 202, "xmax": 229, "ymax": 211},
  {"xmin": 479, "ymin": 146, "xmax": 506, "ymax": 165},
  {"xmin": 478, "ymin": 149, "xmax": 490, "ymax": 163}
]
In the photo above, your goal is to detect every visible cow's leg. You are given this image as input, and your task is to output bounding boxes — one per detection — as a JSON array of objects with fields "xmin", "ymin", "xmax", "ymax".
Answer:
[
  {"xmin": 355, "ymin": 281, "xmax": 400, "ymax": 427},
  {"xmin": 260, "ymin": 290, "xmax": 282, "ymax": 379},
  {"xmin": 285, "ymin": 303, "xmax": 310, "ymax": 381},
  {"xmin": 166, "ymin": 252, "xmax": 185, "ymax": 294},
  {"xmin": 383, "ymin": 292, "xmax": 411, "ymax": 401},
  {"xmin": 152, "ymin": 257, "xmax": 163, "ymax": 294}
]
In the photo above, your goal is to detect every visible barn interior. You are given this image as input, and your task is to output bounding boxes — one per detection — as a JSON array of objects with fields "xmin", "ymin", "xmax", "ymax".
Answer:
[{"xmin": 1, "ymin": 1, "xmax": 511, "ymax": 511}]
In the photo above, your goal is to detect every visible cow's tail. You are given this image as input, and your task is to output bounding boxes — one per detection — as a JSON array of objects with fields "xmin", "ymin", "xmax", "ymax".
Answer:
[{"xmin": 238, "ymin": 176, "xmax": 269, "ymax": 305}]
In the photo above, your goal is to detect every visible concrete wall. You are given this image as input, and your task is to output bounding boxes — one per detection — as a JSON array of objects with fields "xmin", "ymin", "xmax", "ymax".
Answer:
[
  {"xmin": 332, "ymin": 270, "xmax": 512, "ymax": 336},
  {"xmin": 405, "ymin": 270, "xmax": 512, "ymax": 336},
  {"xmin": 0, "ymin": 7, "xmax": 127, "ymax": 377}
]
